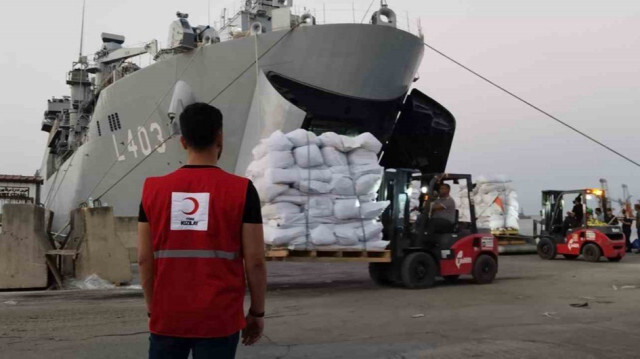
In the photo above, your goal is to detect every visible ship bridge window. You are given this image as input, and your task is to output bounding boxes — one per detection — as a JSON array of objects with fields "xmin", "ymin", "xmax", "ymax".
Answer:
[
  {"xmin": 108, "ymin": 113, "xmax": 122, "ymax": 132},
  {"xmin": 97, "ymin": 121, "xmax": 102, "ymax": 136},
  {"xmin": 266, "ymin": 72, "xmax": 404, "ymax": 143}
]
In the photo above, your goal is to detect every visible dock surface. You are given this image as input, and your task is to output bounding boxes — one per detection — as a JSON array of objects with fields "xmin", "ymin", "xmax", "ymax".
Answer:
[{"xmin": 1, "ymin": 254, "xmax": 639, "ymax": 358}]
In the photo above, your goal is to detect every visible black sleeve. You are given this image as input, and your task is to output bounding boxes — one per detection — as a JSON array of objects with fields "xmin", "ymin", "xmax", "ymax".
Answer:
[
  {"xmin": 243, "ymin": 181, "xmax": 262, "ymax": 224},
  {"xmin": 138, "ymin": 202, "xmax": 148, "ymax": 223}
]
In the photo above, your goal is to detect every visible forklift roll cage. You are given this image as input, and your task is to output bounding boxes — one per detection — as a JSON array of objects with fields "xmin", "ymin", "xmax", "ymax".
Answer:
[
  {"xmin": 378, "ymin": 170, "xmax": 478, "ymax": 260},
  {"xmin": 538, "ymin": 189, "xmax": 607, "ymax": 236}
]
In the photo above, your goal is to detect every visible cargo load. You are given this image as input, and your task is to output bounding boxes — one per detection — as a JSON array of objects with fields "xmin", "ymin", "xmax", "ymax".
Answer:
[
  {"xmin": 246, "ymin": 130, "xmax": 390, "ymax": 250},
  {"xmin": 458, "ymin": 175, "xmax": 520, "ymax": 232}
]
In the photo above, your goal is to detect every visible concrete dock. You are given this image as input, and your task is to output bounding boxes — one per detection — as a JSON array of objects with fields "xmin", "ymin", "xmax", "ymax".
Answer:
[{"xmin": 1, "ymin": 254, "xmax": 639, "ymax": 358}]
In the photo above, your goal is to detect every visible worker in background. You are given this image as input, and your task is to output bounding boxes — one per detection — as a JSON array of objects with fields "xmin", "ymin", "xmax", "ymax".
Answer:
[
  {"xmin": 427, "ymin": 183, "xmax": 456, "ymax": 234},
  {"xmin": 138, "ymin": 103, "xmax": 266, "ymax": 359},
  {"xmin": 605, "ymin": 208, "xmax": 619, "ymax": 225},
  {"xmin": 621, "ymin": 209, "xmax": 633, "ymax": 252},
  {"xmin": 595, "ymin": 208, "xmax": 605, "ymax": 222},
  {"xmin": 572, "ymin": 197, "xmax": 584, "ymax": 224},
  {"xmin": 635, "ymin": 204, "xmax": 640, "ymax": 250}
]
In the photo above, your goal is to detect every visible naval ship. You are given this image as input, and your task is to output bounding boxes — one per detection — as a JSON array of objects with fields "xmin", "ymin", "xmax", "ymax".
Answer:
[{"xmin": 39, "ymin": 0, "xmax": 456, "ymax": 232}]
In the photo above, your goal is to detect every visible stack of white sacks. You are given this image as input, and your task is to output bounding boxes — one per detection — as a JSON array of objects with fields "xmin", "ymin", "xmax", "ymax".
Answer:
[
  {"xmin": 458, "ymin": 175, "xmax": 520, "ymax": 231},
  {"xmin": 246, "ymin": 129, "xmax": 390, "ymax": 250}
]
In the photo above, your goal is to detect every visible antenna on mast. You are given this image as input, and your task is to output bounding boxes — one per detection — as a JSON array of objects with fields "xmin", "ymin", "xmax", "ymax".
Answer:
[
  {"xmin": 78, "ymin": 0, "xmax": 87, "ymax": 60},
  {"xmin": 208, "ymin": 0, "xmax": 211, "ymax": 26}
]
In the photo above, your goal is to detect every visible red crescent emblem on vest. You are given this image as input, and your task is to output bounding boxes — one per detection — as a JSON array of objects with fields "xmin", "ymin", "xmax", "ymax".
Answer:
[{"xmin": 182, "ymin": 197, "xmax": 199, "ymax": 215}]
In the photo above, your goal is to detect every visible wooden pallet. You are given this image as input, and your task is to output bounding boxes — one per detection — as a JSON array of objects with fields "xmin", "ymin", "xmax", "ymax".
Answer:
[
  {"xmin": 266, "ymin": 248, "xmax": 392, "ymax": 263},
  {"xmin": 492, "ymin": 229, "xmax": 520, "ymax": 236}
]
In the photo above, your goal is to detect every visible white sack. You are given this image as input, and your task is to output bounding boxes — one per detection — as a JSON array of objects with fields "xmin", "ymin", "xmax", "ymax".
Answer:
[
  {"xmin": 305, "ymin": 197, "xmax": 334, "ymax": 217},
  {"xmin": 334, "ymin": 223, "xmax": 359, "ymax": 246},
  {"xmin": 347, "ymin": 149, "xmax": 378, "ymax": 165},
  {"xmin": 361, "ymin": 201, "xmax": 390, "ymax": 219},
  {"xmin": 271, "ymin": 188, "xmax": 307, "ymax": 206},
  {"xmin": 262, "ymin": 202, "xmax": 301, "ymax": 219},
  {"xmin": 505, "ymin": 215, "xmax": 520, "ymax": 230},
  {"xmin": 252, "ymin": 140, "xmax": 268, "ymax": 160},
  {"xmin": 298, "ymin": 168, "xmax": 332, "ymax": 183},
  {"xmin": 285, "ymin": 129, "xmax": 319, "ymax": 147},
  {"xmin": 354, "ymin": 132, "xmax": 382, "ymax": 153},
  {"xmin": 339, "ymin": 221, "xmax": 384, "ymax": 242},
  {"xmin": 356, "ymin": 174, "xmax": 382, "ymax": 195},
  {"xmin": 288, "ymin": 236, "xmax": 314, "ymax": 250},
  {"xmin": 310, "ymin": 225, "xmax": 337, "ymax": 246},
  {"xmin": 329, "ymin": 166, "xmax": 350, "ymax": 175},
  {"xmin": 260, "ymin": 151, "xmax": 295, "ymax": 170},
  {"xmin": 293, "ymin": 145, "xmax": 324, "ymax": 168},
  {"xmin": 268, "ymin": 213, "xmax": 336, "ymax": 228},
  {"xmin": 264, "ymin": 168, "xmax": 299, "ymax": 184},
  {"xmin": 263, "ymin": 225, "xmax": 306, "ymax": 246},
  {"xmin": 297, "ymin": 180, "xmax": 331, "ymax": 194},
  {"xmin": 271, "ymin": 194, "xmax": 308, "ymax": 206},
  {"xmin": 318, "ymin": 132, "xmax": 358, "ymax": 152},
  {"xmin": 266, "ymin": 130, "xmax": 294, "ymax": 151},
  {"xmin": 356, "ymin": 221, "xmax": 384, "ymax": 242},
  {"xmin": 350, "ymin": 163, "xmax": 384, "ymax": 180},
  {"xmin": 321, "ymin": 147, "xmax": 348, "ymax": 167},
  {"xmin": 330, "ymin": 174, "xmax": 355, "ymax": 196},
  {"xmin": 254, "ymin": 179, "xmax": 289, "ymax": 202},
  {"xmin": 265, "ymin": 168, "xmax": 332, "ymax": 184},
  {"xmin": 333, "ymin": 199, "xmax": 389, "ymax": 220},
  {"xmin": 245, "ymin": 160, "xmax": 262, "ymax": 178},
  {"xmin": 364, "ymin": 238, "xmax": 388, "ymax": 250}
]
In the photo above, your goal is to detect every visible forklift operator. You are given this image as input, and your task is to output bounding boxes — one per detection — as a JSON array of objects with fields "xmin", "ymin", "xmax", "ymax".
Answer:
[{"xmin": 427, "ymin": 183, "xmax": 456, "ymax": 234}]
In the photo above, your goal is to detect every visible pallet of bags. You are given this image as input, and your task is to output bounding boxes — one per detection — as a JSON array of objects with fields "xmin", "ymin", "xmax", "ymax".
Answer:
[
  {"xmin": 457, "ymin": 175, "xmax": 519, "ymax": 232},
  {"xmin": 246, "ymin": 129, "xmax": 390, "ymax": 251}
]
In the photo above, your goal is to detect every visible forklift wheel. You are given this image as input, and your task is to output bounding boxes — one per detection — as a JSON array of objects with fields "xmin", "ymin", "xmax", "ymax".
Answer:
[
  {"xmin": 563, "ymin": 254, "xmax": 579, "ymax": 260},
  {"xmin": 608, "ymin": 256, "xmax": 623, "ymax": 262},
  {"xmin": 401, "ymin": 252, "xmax": 437, "ymax": 289},
  {"xmin": 537, "ymin": 238, "xmax": 557, "ymax": 260},
  {"xmin": 472, "ymin": 254, "xmax": 498, "ymax": 284},
  {"xmin": 582, "ymin": 243, "xmax": 602, "ymax": 262},
  {"xmin": 368, "ymin": 263, "xmax": 394, "ymax": 286}
]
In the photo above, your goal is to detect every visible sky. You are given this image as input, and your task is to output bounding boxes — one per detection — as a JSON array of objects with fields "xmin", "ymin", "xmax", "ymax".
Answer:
[{"xmin": 0, "ymin": 0, "xmax": 639, "ymax": 215}]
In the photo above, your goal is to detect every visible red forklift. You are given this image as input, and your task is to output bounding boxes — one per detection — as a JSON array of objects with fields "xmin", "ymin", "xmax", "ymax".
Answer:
[
  {"xmin": 369, "ymin": 170, "xmax": 499, "ymax": 288},
  {"xmin": 535, "ymin": 188, "xmax": 626, "ymax": 262}
]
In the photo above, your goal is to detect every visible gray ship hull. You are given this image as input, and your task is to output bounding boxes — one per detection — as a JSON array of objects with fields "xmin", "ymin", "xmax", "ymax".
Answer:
[{"xmin": 41, "ymin": 24, "xmax": 425, "ymax": 232}]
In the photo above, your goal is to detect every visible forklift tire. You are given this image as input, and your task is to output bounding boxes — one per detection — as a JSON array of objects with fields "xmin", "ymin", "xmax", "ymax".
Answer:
[
  {"xmin": 537, "ymin": 238, "xmax": 557, "ymax": 260},
  {"xmin": 563, "ymin": 254, "xmax": 579, "ymax": 260},
  {"xmin": 472, "ymin": 254, "xmax": 498, "ymax": 284},
  {"xmin": 368, "ymin": 263, "xmax": 394, "ymax": 286},
  {"xmin": 401, "ymin": 252, "xmax": 437, "ymax": 289},
  {"xmin": 582, "ymin": 243, "xmax": 601, "ymax": 262},
  {"xmin": 443, "ymin": 275, "xmax": 460, "ymax": 283},
  {"xmin": 608, "ymin": 256, "xmax": 623, "ymax": 262}
]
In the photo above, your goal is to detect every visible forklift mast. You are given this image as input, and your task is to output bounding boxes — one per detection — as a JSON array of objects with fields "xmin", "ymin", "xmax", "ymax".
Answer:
[{"xmin": 378, "ymin": 169, "xmax": 414, "ymax": 260}]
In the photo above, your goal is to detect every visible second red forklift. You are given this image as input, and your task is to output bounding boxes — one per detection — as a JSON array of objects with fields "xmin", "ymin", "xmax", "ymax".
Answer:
[{"xmin": 535, "ymin": 188, "xmax": 626, "ymax": 262}]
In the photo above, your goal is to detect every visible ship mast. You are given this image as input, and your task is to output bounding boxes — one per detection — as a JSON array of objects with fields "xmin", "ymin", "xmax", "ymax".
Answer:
[{"xmin": 78, "ymin": 0, "xmax": 86, "ymax": 60}]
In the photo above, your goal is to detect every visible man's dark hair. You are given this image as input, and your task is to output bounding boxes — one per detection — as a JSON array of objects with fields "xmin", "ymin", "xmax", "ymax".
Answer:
[
  {"xmin": 179, "ymin": 103, "xmax": 223, "ymax": 150},
  {"xmin": 595, "ymin": 208, "xmax": 602, "ymax": 213},
  {"xmin": 439, "ymin": 183, "xmax": 451, "ymax": 190}
]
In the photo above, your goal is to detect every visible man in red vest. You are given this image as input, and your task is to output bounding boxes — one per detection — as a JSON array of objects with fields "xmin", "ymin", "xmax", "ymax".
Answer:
[{"xmin": 138, "ymin": 103, "xmax": 266, "ymax": 358}]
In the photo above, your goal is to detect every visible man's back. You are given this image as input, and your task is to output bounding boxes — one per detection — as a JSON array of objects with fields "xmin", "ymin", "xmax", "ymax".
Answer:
[{"xmin": 142, "ymin": 165, "xmax": 251, "ymax": 338}]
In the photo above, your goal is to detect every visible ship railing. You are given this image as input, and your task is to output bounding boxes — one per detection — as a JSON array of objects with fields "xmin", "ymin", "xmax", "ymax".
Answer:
[{"xmin": 216, "ymin": 2, "xmax": 421, "ymax": 39}]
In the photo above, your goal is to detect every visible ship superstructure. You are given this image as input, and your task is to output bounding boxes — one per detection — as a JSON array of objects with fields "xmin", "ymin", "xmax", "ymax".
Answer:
[{"xmin": 40, "ymin": 0, "xmax": 456, "ymax": 232}]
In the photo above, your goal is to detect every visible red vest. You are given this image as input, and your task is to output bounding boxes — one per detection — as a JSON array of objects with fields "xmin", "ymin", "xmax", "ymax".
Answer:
[{"xmin": 142, "ymin": 167, "xmax": 249, "ymax": 338}]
